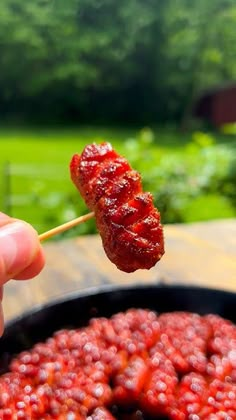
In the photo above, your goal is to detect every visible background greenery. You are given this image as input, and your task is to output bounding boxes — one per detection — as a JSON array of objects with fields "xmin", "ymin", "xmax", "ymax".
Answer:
[
  {"xmin": 1, "ymin": 0, "xmax": 236, "ymax": 124},
  {"xmin": 0, "ymin": 127, "xmax": 235, "ymax": 238}
]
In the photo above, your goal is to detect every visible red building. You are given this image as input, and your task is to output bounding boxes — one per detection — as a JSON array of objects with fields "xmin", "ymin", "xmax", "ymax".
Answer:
[{"xmin": 194, "ymin": 83, "xmax": 236, "ymax": 127}]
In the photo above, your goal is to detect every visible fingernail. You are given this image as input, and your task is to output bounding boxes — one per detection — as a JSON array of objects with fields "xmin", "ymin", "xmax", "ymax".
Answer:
[{"xmin": 0, "ymin": 221, "xmax": 39, "ymax": 282}]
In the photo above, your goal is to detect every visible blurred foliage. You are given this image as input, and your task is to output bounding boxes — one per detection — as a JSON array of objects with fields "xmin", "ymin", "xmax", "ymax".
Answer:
[
  {"xmin": 136, "ymin": 130, "xmax": 236, "ymax": 224},
  {"xmin": 221, "ymin": 123, "xmax": 236, "ymax": 135},
  {"xmin": 0, "ymin": 127, "xmax": 235, "ymax": 237},
  {"xmin": 1, "ymin": 0, "xmax": 236, "ymax": 123}
]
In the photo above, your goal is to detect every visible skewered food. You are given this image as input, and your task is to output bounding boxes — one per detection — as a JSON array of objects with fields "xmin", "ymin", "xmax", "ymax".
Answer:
[{"xmin": 70, "ymin": 142, "xmax": 164, "ymax": 272}]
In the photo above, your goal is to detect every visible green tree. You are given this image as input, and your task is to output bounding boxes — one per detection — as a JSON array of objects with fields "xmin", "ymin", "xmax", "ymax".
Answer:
[{"xmin": 0, "ymin": 0, "xmax": 236, "ymax": 123}]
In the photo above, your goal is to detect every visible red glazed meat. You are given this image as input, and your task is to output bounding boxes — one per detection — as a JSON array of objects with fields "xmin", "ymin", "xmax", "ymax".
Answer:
[
  {"xmin": 1, "ymin": 309, "xmax": 236, "ymax": 418},
  {"xmin": 70, "ymin": 142, "xmax": 164, "ymax": 272}
]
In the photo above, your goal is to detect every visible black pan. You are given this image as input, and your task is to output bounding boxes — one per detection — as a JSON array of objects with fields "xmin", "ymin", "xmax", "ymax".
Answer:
[{"xmin": 0, "ymin": 284, "xmax": 236, "ymax": 373}]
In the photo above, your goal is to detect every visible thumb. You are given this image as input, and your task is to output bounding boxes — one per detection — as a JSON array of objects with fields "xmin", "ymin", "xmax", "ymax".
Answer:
[{"xmin": 0, "ymin": 220, "xmax": 40, "ymax": 285}]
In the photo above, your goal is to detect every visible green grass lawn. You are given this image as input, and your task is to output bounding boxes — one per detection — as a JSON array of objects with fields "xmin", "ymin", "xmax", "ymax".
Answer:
[{"xmin": 0, "ymin": 126, "xmax": 235, "ymax": 238}]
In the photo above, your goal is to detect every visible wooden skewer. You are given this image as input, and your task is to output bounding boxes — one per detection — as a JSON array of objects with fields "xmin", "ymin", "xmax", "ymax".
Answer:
[{"xmin": 39, "ymin": 211, "xmax": 95, "ymax": 242}]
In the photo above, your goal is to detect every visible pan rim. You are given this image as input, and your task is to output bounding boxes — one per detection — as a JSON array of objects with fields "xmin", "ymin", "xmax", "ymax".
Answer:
[{"xmin": 5, "ymin": 282, "xmax": 236, "ymax": 330}]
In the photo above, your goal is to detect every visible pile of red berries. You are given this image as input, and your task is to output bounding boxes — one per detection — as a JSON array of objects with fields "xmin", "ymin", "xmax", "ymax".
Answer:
[{"xmin": 0, "ymin": 309, "xmax": 235, "ymax": 419}]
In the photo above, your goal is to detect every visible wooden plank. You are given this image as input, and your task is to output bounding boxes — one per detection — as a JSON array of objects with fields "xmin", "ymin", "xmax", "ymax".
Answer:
[
  {"xmin": 177, "ymin": 219, "xmax": 236, "ymax": 256},
  {"xmin": 2, "ymin": 220, "xmax": 236, "ymax": 322},
  {"xmin": 157, "ymin": 223, "xmax": 236, "ymax": 290}
]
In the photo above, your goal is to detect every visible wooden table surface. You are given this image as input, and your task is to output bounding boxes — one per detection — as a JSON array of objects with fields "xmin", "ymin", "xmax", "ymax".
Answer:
[{"xmin": 3, "ymin": 219, "xmax": 236, "ymax": 322}]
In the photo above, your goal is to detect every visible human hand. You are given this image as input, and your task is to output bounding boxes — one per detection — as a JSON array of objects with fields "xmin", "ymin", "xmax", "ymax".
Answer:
[{"xmin": 0, "ymin": 212, "xmax": 45, "ymax": 336}]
